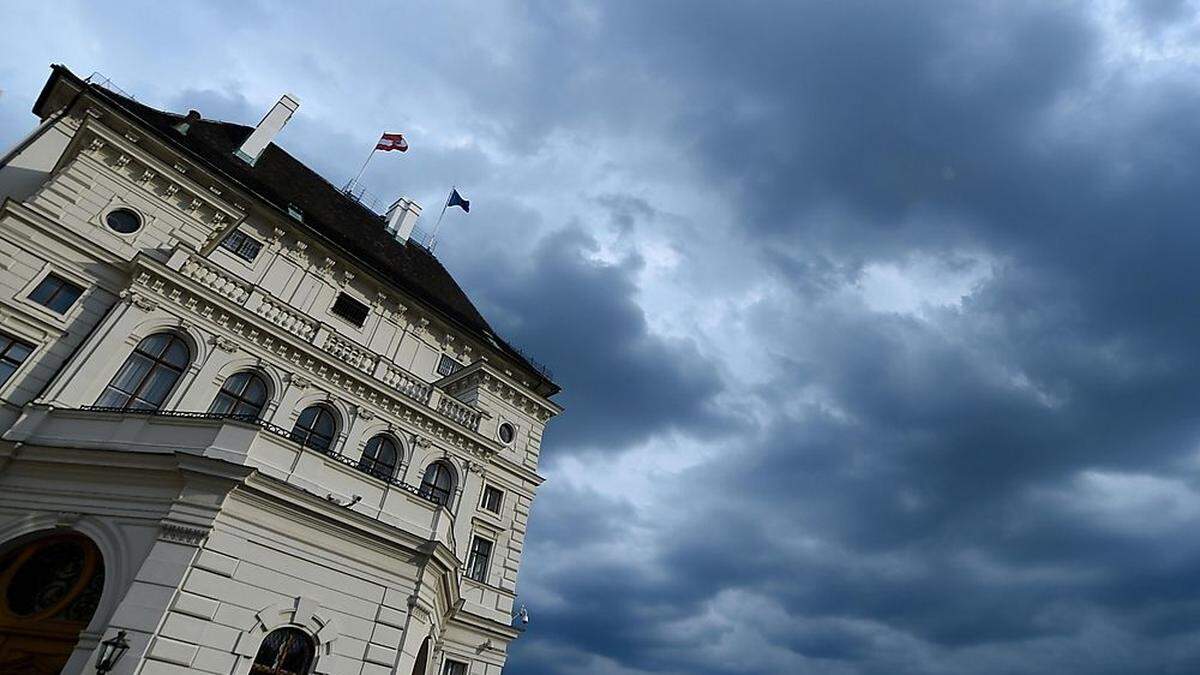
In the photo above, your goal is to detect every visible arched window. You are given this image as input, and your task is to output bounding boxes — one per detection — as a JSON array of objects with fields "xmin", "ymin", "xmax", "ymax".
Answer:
[
  {"xmin": 290, "ymin": 405, "xmax": 337, "ymax": 452},
  {"xmin": 210, "ymin": 371, "xmax": 269, "ymax": 418},
  {"xmin": 251, "ymin": 627, "xmax": 314, "ymax": 675},
  {"xmin": 96, "ymin": 332, "xmax": 190, "ymax": 410},
  {"xmin": 419, "ymin": 461, "xmax": 455, "ymax": 506},
  {"xmin": 410, "ymin": 637, "xmax": 430, "ymax": 675},
  {"xmin": 358, "ymin": 435, "xmax": 399, "ymax": 479},
  {"xmin": 0, "ymin": 532, "xmax": 105, "ymax": 674}
]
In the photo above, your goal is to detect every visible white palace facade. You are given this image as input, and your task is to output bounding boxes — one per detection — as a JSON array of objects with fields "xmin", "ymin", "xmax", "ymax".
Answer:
[{"xmin": 0, "ymin": 66, "xmax": 562, "ymax": 675}]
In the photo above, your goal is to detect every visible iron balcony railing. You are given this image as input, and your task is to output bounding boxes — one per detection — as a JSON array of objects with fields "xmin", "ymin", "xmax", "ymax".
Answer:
[{"xmin": 77, "ymin": 406, "xmax": 439, "ymax": 504}]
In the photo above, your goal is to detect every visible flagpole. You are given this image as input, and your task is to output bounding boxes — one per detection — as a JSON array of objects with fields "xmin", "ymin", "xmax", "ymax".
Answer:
[
  {"xmin": 428, "ymin": 187, "xmax": 453, "ymax": 252},
  {"xmin": 345, "ymin": 145, "xmax": 378, "ymax": 192}
]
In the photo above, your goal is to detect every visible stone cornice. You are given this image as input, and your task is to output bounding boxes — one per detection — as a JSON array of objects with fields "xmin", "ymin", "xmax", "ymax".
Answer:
[
  {"xmin": 238, "ymin": 471, "xmax": 440, "ymax": 563},
  {"xmin": 439, "ymin": 361, "xmax": 563, "ymax": 423}
]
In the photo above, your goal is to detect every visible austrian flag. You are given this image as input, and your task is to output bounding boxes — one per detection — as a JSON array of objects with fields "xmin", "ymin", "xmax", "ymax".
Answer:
[{"xmin": 376, "ymin": 132, "xmax": 408, "ymax": 152}]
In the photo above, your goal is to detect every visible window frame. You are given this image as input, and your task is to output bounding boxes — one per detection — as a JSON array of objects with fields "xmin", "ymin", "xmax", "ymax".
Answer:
[
  {"xmin": 27, "ymin": 273, "xmax": 85, "ymax": 315},
  {"xmin": 209, "ymin": 370, "xmax": 270, "ymax": 419},
  {"xmin": 497, "ymin": 421, "xmax": 516, "ymax": 445},
  {"xmin": 465, "ymin": 535, "xmax": 494, "ymax": 583},
  {"xmin": 95, "ymin": 332, "xmax": 191, "ymax": 411},
  {"xmin": 358, "ymin": 434, "xmax": 400, "ymax": 480},
  {"xmin": 436, "ymin": 354, "xmax": 464, "ymax": 378},
  {"xmin": 218, "ymin": 228, "xmax": 264, "ymax": 262},
  {"xmin": 250, "ymin": 626, "xmax": 316, "ymax": 675},
  {"xmin": 330, "ymin": 292, "xmax": 370, "ymax": 328},
  {"xmin": 441, "ymin": 660, "xmax": 468, "ymax": 675},
  {"xmin": 290, "ymin": 404, "xmax": 339, "ymax": 452},
  {"xmin": 419, "ymin": 461, "xmax": 455, "ymax": 507},
  {"xmin": 480, "ymin": 485, "xmax": 504, "ymax": 514},
  {"xmin": 102, "ymin": 206, "xmax": 143, "ymax": 235},
  {"xmin": 0, "ymin": 332, "xmax": 35, "ymax": 391}
]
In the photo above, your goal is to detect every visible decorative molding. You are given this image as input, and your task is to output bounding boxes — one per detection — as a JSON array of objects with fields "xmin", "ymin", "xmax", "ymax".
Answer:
[
  {"xmin": 158, "ymin": 522, "xmax": 209, "ymax": 546},
  {"xmin": 211, "ymin": 335, "xmax": 239, "ymax": 353},
  {"xmin": 120, "ymin": 289, "xmax": 159, "ymax": 312},
  {"xmin": 129, "ymin": 258, "xmax": 505, "ymax": 460},
  {"xmin": 55, "ymin": 512, "xmax": 83, "ymax": 528}
]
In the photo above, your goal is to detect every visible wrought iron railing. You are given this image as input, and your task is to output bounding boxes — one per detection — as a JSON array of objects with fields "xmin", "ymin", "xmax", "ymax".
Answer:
[{"xmin": 76, "ymin": 406, "xmax": 437, "ymax": 504}]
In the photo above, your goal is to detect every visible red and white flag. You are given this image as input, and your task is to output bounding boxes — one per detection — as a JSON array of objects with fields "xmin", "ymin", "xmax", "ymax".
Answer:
[{"xmin": 376, "ymin": 132, "xmax": 408, "ymax": 152}]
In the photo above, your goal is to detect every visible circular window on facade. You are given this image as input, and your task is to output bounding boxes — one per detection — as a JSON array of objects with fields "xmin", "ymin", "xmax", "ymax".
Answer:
[
  {"xmin": 498, "ymin": 422, "xmax": 516, "ymax": 445},
  {"xmin": 105, "ymin": 208, "xmax": 142, "ymax": 234}
]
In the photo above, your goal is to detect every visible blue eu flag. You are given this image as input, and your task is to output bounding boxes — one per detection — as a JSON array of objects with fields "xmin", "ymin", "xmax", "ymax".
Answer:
[{"xmin": 448, "ymin": 189, "xmax": 470, "ymax": 213}]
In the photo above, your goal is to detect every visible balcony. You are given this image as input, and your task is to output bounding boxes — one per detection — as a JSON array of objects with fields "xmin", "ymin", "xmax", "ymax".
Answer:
[{"xmin": 2, "ymin": 405, "xmax": 455, "ymax": 548}]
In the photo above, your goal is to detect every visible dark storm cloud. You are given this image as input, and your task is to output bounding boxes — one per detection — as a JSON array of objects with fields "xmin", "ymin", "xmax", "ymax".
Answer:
[
  {"xmin": 5, "ymin": 1, "xmax": 1200, "ymax": 673},
  {"xmin": 503, "ymin": 1, "xmax": 1200, "ymax": 673},
  {"xmin": 451, "ymin": 224, "xmax": 729, "ymax": 451}
]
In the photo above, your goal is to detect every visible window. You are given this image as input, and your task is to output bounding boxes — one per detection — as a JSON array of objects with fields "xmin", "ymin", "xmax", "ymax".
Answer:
[
  {"xmin": 251, "ymin": 627, "xmax": 315, "ymax": 675},
  {"xmin": 210, "ymin": 371, "xmax": 269, "ymax": 418},
  {"xmin": 436, "ymin": 354, "xmax": 464, "ymax": 378},
  {"xmin": 0, "ymin": 333, "xmax": 34, "ymax": 389},
  {"xmin": 96, "ymin": 333, "xmax": 190, "ymax": 410},
  {"xmin": 465, "ymin": 536, "xmax": 493, "ymax": 583},
  {"xmin": 105, "ymin": 207, "xmax": 141, "ymax": 234},
  {"xmin": 442, "ymin": 661, "xmax": 467, "ymax": 675},
  {"xmin": 481, "ymin": 486, "xmax": 504, "ymax": 514},
  {"xmin": 419, "ymin": 461, "xmax": 455, "ymax": 506},
  {"xmin": 358, "ymin": 435, "xmax": 399, "ymax": 479},
  {"xmin": 28, "ymin": 273, "xmax": 84, "ymax": 314},
  {"xmin": 330, "ymin": 292, "xmax": 369, "ymax": 327},
  {"xmin": 219, "ymin": 229, "xmax": 263, "ymax": 262},
  {"xmin": 497, "ymin": 422, "xmax": 515, "ymax": 445},
  {"xmin": 290, "ymin": 404, "xmax": 338, "ymax": 452}
]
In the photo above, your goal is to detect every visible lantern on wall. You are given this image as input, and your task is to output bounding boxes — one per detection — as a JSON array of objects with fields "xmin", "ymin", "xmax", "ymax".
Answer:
[{"xmin": 95, "ymin": 630, "xmax": 130, "ymax": 673}]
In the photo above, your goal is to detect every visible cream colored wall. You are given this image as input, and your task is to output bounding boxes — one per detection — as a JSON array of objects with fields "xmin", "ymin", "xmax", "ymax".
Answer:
[{"xmin": 0, "ymin": 89, "xmax": 557, "ymax": 674}]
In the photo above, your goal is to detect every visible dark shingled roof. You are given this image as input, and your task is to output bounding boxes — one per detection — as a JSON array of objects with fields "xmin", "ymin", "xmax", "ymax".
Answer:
[{"xmin": 38, "ymin": 66, "xmax": 557, "ymax": 395}]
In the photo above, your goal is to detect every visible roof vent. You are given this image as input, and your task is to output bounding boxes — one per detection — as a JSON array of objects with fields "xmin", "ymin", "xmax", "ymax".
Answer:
[
  {"xmin": 173, "ymin": 110, "xmax": 201, "ymax": 135},
  {"xmin": 235, "ymin": 94, "xmax": 299, "ymax": 165},
  {"xmin": 384, "ymin": 197, "xmax": 422, "ymax": 243}
]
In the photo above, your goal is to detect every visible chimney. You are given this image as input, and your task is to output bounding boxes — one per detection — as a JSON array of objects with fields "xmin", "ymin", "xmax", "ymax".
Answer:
[
  {"xmin": 235, "ymin": 94, "xmax": 299, "ymax": 165},
  {"xmin": 173, "ymin": 110, "xmax": 201, "ymax": 135},
  {"xmin": 385, "ymin": 197, "xmax": 422, "ymax": 242}
]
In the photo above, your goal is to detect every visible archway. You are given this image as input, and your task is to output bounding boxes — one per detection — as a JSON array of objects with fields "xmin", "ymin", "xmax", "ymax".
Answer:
[
  {"xmin": 0, "ymin": 532, "xmax": 105, "ymax": 674},
  {"xmin": 411, "ymin": 637, "xmax": 430, "ymax": 675}
]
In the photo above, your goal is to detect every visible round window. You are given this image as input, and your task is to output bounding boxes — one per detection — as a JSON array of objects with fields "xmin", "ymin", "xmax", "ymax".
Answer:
[
  {"xmin": 105, "ymin": 208, "xmax": 142, "ymax": 234},
  {"xmin": 498, "ymin": 422, "xmax": 515, "ymax": 444}
]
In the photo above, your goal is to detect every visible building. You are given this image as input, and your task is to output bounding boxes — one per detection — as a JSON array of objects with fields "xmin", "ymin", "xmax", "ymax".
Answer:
[{"xmin": 0, "ymin": 65, "xmax": 562, "ymax": 675}]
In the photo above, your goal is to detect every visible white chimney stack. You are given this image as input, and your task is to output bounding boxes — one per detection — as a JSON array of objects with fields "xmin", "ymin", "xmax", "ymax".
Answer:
[
  {"xmin": 235, "ymin": 94, "xmax": 300, "ymax": 165},
  {"xmin": 385, "ymin": 197, "xmax": 423, "ymax": 242}
]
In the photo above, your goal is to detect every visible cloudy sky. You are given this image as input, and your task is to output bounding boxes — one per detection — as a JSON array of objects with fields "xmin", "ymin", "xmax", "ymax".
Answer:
[{"xmin": 6, "ymin": 1, "xmax": 1200, "ymax": 672}]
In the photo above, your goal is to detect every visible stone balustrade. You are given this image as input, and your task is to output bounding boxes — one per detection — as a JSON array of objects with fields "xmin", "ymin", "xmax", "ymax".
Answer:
[
  {"xmin": 436, "ymin": 394, "xmax": 482, "ymax": 432},
  {"xmin": 253, "ymin": 292, "xmax": 319, "ymax": 342},
  {"xmin": 179, "ymin": 254, "xmax": 250, "ymax": 304},
  {"xmin": 382, "ymin": 364, "xmax": 433, "ymax": 404},
  {"xmin": 174, "ymin": 249, "xmax": 487, "ymax": 437},
  {"xmin": 322, "ymin": 333, "xmax": 377, "ymax": 375}
]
